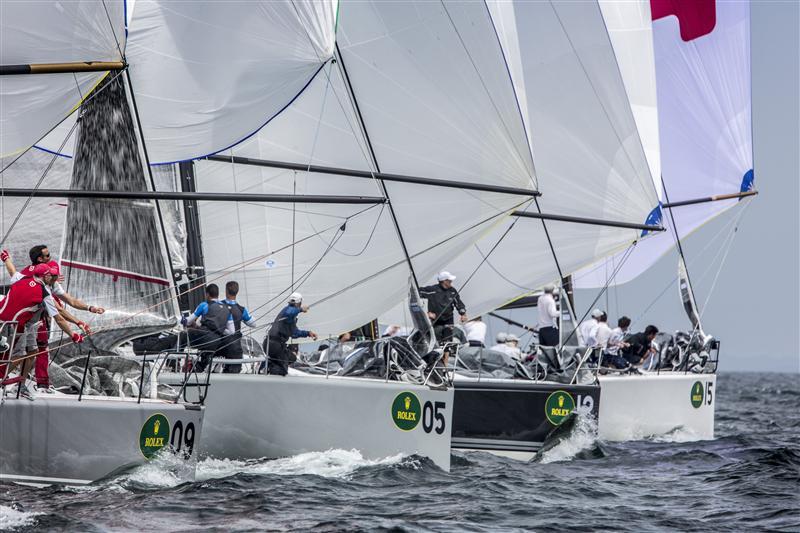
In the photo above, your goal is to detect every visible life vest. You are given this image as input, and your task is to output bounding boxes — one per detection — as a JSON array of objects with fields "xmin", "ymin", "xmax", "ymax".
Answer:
[{"xmin": 200, "ymin": 301, "xmax": 230, "ymax": 336}]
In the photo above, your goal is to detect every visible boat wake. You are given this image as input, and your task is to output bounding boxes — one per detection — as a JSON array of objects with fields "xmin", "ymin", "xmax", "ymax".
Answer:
[
  {"xmin": 649, "ymin": 425, "xmax": 704, "ymax": 443},
  {"xmin": 534, "ymin": 413, "xmax": 605, "ymax": 464},
  {"xmin": 197, "ymin": 449, "xmax": 408, "ymax": 481},
  {"xmin": 0, "ymin": 504, "xmax": 40, "ymax": 531}
]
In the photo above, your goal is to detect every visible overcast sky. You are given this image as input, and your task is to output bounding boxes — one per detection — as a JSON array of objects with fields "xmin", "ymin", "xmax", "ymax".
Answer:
[{"xmin": 488, "ymin": 1, "xmax": 799, "ymax": 373}]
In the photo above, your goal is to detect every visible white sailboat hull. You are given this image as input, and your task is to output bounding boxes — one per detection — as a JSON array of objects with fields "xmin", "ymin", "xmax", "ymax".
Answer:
[
  {"xmin": 597, "ymin": 373, "xmax": 716, "ymax": 441},
  {"xmin": 160, "ymin": 372, "xmax": 454, "ymax": 471},
  {"xmin": 0, "ymin": 394, "xmax": 204, "ymax": 485}
]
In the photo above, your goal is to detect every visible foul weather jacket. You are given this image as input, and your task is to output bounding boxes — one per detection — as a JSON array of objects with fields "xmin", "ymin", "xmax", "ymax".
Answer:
[{"xmin": 419, "ymin": 283, "xmax": 466, "ymax": 326}]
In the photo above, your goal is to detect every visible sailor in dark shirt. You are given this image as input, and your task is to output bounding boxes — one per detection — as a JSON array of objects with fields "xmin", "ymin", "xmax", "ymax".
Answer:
[
  {"xmin": 264, "ymin": 292, "xmax": 317, "ymax": 376},
  {"xmin": 419, "ymin": 271, "xmax": 467, "ymax": 345},
  {"xmin": 622, "ymin": 325, "xmax": 659, "ymax": 366}
]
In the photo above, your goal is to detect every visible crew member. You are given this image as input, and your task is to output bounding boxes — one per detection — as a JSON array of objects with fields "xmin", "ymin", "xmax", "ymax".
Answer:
[
  {"xmin": 183, "ymin": 283, "xmax": 226, "ymax": 372},
  {"xmin": 622, "ymin": 325, "xmax": 659, "ymax": 366},
  {"xmin": 463, "ymin": 316, "xmax": 486, "ymax": 347},
  {"xmin": 419, "ymin": 271, "xmax": 467, "ymax": 345},
  {"xmin": 2, "ymin": 246, "xmax": 102, "ymax": 392},
  {"xmin": 504, "ymin": 333, "xmax": 522, "ymax": 361},
  {"xmin": 0, "ymin": 264, "xmax": 84, "ymax": 399},
  {"xmin": 578, "ymin": 309, "xmax": 603, "ymax": 346},
  {"xmin": 217, "ymin": 281, "xmax": 257, "ymax": 374},
  {"xmin": 536, "ymin": 284, "xmax": 560, "ymax": 346},
  {"xmin": 490, "ymin": 332, "xmax": 510, "ymax": 354},
  {"xmin": 264, "ymin": 292, "xmax": 317, "ymax": 376},
  {"xmin": 588, "ymin": 312, "xmax": 612, "ymax": 349},
  {"xmin": 604, "ymin": 316, "xmax": 631, "ymax": 369}
]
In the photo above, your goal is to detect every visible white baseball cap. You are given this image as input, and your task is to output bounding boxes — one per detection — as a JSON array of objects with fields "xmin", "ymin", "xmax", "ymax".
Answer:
[
  {"xmin": 437, "ymin": 271, "xmax": 456, "ymax": 282},
  {"xmin": 591, "ymin": 309, "xmax": 604, "ymax": 318},
  {"xmin": 506, "ymin": 334, "xmax": 519, "ymax": 343},
  {"xmin": 288, "ymin": 292, "xmax": 303, "ymax": 304},
  {"xmin": 496, "ymin": 332, "xmax": 508, "ymax": 343}
]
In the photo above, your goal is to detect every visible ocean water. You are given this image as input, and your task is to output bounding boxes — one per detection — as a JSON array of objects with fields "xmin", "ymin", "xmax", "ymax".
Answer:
[{"xmin": 2, "ymin": 372, "xmax": 798, "ymax": 532}]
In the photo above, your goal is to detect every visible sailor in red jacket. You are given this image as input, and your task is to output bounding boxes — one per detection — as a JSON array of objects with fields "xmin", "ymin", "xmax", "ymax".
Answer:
[
  {"xmin": 0, "ymin": 263, "xmax": 84, "ymax": 399},
  {"xmin": 1, "ymin": 245, "xmax": 104, "ymax": 392}
]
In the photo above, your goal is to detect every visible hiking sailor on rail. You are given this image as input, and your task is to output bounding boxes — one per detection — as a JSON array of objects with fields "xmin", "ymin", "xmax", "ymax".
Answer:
[
  {"xmin": 2, "ymin": 246, "xmax": 104, "ymax": 393},
  {"xmin": 264, "ymin": 292, "xmax": 317, "ymax": 376},
  {"xmin": 0, "ymin": 263, "xmax": 86, "ymax": 399}
]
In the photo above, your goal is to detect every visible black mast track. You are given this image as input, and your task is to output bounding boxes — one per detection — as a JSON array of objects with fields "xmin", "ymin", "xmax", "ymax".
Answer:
[
  {"xmin": 512, "ymin": 210, "xmax": 665, "ymax": 232},
  {"xmin": 333, "ymin": 43, "xmax": 421, "ymax": 289},
  {"xmin": 205, "ymin": 154, "xmax": 541, "ymax": 198},
  {"xmin": 179, "ymin": 162, "xmax": 207, "ymax": 312},
  {"xmin": 0, "ymin": 188, "xmax": 387, "ymax": 204}
]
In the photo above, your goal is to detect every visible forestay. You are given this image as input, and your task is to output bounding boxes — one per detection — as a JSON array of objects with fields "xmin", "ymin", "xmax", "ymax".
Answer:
[
  {"xmin": 125, "ymin": 0, "xmax": 338, "ymax": 164},
  {"xmin": 194, "ymin": 0, "xmax": 535, "ymax": 337},
  {"xmin": 575, "ymin": 0, "xmax": 754, "ymax": 287},
  {"xmin": 0, "ymin": 0, "xmax": 125, "ymax": 157},
  {"xmin": 448, "ymin": 0, "xmax": 660, "ymax": 318}
]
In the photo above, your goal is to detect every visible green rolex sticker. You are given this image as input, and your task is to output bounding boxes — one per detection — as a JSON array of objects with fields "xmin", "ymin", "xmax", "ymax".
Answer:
[
  {"xmin": 690, "ymin": 381, "xmax": 704, "ymax": 409},
  {"xmin": 545, "ymin": 390, "xmax": 575, "ymax": 425},
  {"xmin": 139, "ymin": 413, "xmax": 170, "ymax": 459},
  {"xmin": 391, "ymin": 392, "xmax": 421, "ymax": 431}
]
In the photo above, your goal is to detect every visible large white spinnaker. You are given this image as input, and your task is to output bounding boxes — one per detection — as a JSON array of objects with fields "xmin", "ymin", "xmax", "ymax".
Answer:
[
  {"xmin": 194, "ymin": 0, "xmax": 536, "ymax": 337},
  {"xmin": 449, "ymin": 0, "xmax": 660, "ymax": 318},
  {"xmin": 575, "ymin": 0, "xmax": 754, "ymax": 288},
  {"xmin": 0, "ymin": 0, "xmax": 125, "ymax": 157}
]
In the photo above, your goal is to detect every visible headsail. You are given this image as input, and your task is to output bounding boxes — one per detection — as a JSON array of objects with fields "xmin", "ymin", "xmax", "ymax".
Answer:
[
  {"xmin": 575, "ymin": 0, "xmax": 754, "ymax": 288},
  {"xmin": 60, "ymin": 75, "xmax": 178, "ymax": 348},
  {"xmin": 450, "ymin": 0, "xmax": 660, "ymax": 318}
]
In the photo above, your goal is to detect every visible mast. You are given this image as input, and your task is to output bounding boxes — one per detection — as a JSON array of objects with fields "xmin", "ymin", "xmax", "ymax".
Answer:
[{"xmin": 178, "ymin": 162, "xmax": 206, "ymax": 313}]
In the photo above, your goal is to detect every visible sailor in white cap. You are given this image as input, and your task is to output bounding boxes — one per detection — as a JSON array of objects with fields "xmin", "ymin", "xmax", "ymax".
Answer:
[
  {"xmin": 490, "ymin": 332, "xmax": 510, "ymax": 353},
  {"xmin": 504, "ymin": 333, "xmax": 523, "ymax": 361},
  {"xmin": 536, "ymin": 284, "xmax": 560, "ymax": 346},
  {"xmin": 264, "ymin": 292, "xmax": 317, "ymax": 376},
  {"xmin": 419, "ymin": 271, "xmax": 468, "ymax": 346},
  {"xmin": 578, "ymin": 308, "xmax": 604, "ymax": 347}
]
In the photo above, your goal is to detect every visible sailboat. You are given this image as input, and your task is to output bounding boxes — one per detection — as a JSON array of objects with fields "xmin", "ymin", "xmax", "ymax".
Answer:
[
  {"xmin": 3, "ymin": 0, "xmax": 341, "ymax": 484},
  {"xmin": 154, "ymin": 0, "xmax": 555, "ymax": 472},
  {"xmin": 426, "ymin": 0, "xmax": 755, "ymax": 451}
]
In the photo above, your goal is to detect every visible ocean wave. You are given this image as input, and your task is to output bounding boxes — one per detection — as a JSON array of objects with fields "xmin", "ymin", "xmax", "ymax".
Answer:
[
  {"xmin": 0, "ymin": 505, "xmax": 40, "ymax": 531},
  {"xmin": 197, "ymin": 449, "xmax": 408, "ymax": 481},
  {"xmin": 535, "ymin": 414, "xmax": 603, "ymax": 464}
]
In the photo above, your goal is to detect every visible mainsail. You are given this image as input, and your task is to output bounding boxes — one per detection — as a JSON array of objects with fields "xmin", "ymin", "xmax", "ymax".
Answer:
[{"xmin": 575, "ymin": 0, "xmax": 755, "ymax": 288}]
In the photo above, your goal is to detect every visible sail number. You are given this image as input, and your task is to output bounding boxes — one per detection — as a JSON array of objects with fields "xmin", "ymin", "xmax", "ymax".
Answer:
[
  {"xmin": 422, "ymin": 401, "xmax": 446, "ymax": 435},
  {"xmin": 170, "ymin": 420, "xmax": 196, "ymax": 457}
]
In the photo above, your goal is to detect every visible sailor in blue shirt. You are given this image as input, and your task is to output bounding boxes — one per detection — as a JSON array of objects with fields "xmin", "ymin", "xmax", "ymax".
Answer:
[
  {"xmin": 264, "ymin": 292, "xmax": 317, "ymax": 376},
  {"xmin": 182, "ymin": 283, "xmax": 226, "ymax": 372},
  {"xmin": 216, "ymin": 281, "xmax": 257, "ymax": 374}
]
